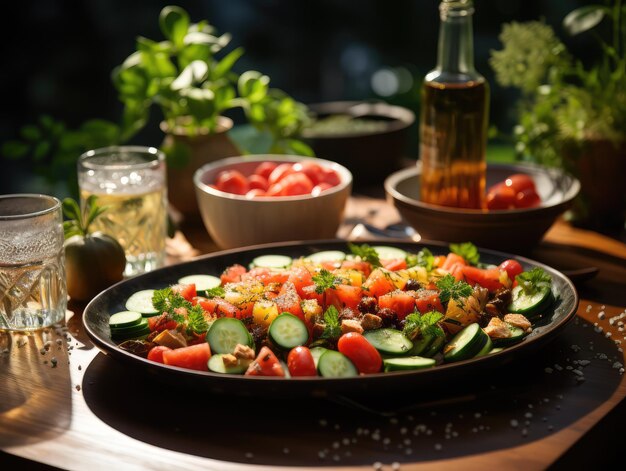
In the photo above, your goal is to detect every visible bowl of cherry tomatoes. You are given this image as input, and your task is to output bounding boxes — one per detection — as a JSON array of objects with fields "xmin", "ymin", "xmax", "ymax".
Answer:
[
  {"xmin": 194, "ymin": 155, "xmax": 352, "ymax": 249},
  {"xmin": 384, "ymin": 162, "xmax": 580, "ymax": 252}
]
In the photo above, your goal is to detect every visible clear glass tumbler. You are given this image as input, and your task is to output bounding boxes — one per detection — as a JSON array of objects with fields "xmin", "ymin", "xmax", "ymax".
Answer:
[
  {"xmin": 77, "ymin": 146, "xmax": 168, "ymax": 277},
  {"xmin": 0, "ymin": 194, "xmax": 67, "ymax": 331}
]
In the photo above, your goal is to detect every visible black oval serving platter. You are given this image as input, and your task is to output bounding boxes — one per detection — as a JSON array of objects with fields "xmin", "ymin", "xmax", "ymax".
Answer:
[{"xmin": 83, "ymin": 240, "xmax": 578, "ymax": 397}]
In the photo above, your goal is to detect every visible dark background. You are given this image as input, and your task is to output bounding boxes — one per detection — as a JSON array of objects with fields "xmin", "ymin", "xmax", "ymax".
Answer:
[{"xmin": 1, "ymin": 0, "xmax": 596, "ymax": 196}]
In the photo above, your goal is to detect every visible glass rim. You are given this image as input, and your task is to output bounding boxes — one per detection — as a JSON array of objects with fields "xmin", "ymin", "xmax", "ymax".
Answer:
[
  {"xmin": 78, "ymin": 146, "xmax": 165, "ymax": 171},
  {"xmin": 0, "ymin": 194, "xmax": 61, "ymax": 221}
]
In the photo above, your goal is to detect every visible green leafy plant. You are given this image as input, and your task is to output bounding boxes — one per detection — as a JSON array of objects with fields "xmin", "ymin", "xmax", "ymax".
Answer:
[
  {"xmin": 403, "ymin": 311, "xmax": 444, "ymax": 340},
  {"xmin": 2, "ymin": 5, "xmax": 312, "ymax": 193},
  {"xmin": 489, "ymin": 1, "xmax": 626, "ymax": 168}
]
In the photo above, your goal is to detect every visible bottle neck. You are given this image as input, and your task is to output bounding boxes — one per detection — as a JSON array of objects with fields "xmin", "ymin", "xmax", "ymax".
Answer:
[{"xmin": 436, "ymin": 0, "xmax": 476, "ymax": 76}]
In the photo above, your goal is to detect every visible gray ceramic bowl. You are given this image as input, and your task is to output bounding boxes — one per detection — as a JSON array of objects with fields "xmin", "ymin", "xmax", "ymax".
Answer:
[
  {"xmin": 385, "ymin": 162, "xmax": 580, "ymax": 252},
  {"xmin": 194, "ymin": 155, "xmax": 352, "ymax": 249},
  {"xmin": 301, "ymin": 101, "xmax": 415, "ymax": 186}
]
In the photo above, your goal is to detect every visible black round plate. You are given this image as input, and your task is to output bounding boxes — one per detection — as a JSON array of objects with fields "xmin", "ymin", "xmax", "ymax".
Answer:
[{"xmin": 83, "ymin": 240, "xmax": 578, "ymax": 396}]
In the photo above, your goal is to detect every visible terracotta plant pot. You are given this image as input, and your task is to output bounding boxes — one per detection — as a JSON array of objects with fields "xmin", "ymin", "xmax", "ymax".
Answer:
[
  {"xmin": 563, "ymin": 139, "xmax": 626, "ymax": 232},
  {"xmin": 161, "ymin": 117, "xmax": 240, "ymax": 220}
]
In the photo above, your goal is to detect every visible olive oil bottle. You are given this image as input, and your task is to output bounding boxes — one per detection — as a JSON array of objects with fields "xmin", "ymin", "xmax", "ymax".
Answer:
[{"xmin": 419, "ymin": 0, "xmax": 489, "ymax": 209}]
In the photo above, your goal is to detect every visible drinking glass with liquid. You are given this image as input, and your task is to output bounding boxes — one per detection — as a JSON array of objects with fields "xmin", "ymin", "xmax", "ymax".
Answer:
[
  {"xmin": 0, "ymin": 194, "xmax": 67, "ymax": 331},
  {"xmin": 78, "ymin": 146, "xmax": 168, "ymax": 277},
  {"xmin": 419, "ymin": 0, "xmax": 489, "ymax": 209}
]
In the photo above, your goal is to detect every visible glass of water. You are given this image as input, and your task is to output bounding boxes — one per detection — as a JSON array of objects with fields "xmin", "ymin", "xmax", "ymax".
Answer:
[
  {"xmin": 0, "ymin": 194, "xmax": 67, "ymax": 331},
  {"xmin": 78, "ymin": 146, "xmax": 168, "ymax": 277}
]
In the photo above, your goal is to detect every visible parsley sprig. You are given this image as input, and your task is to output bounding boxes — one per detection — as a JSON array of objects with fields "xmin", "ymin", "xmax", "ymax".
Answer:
[
  {"xmin": 449, "ymin": 242, "xmax": 480, "ymax": 266},
  {"xmin": 403, "ymin": 311, "xmax": 444, "ymax": 340},
  {"xmin": 320, "ymin": 305, "xmax": 341, "ymax": 339},
  {"xmin": 312, "ymin": 269, "xmax": 341, "ymax": 294},
  {"xmin": 435, "ymin": 274, "xmax": 473, "ymax": 304},
  {"xmin": 516, "ymin": 267, "xmax": 552, "ymax": 294},
  {"xmin": 152, "ymin": 287, "xmax": 209, "ymax": 334},
  {"xmin": 348, "ymin": 243, "xmax": 382, "ymax": 267}
]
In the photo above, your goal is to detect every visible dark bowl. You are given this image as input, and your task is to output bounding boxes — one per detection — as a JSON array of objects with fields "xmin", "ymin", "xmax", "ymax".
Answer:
[
  {"xmin": 301, "ymin": 101, "xmax": 415, "ymax": 186},
  {"xmin": 385, "ymin": 162, "xmax": 580, "ymax": 252}
]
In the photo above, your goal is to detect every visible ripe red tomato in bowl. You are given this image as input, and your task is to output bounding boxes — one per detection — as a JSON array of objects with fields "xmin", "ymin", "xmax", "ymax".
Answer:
[
  {"xmin": 213, "ymin": 160, "xmax": 341, "ymax": 198},
  {"xmin": 486, "ymin": 173, "xmax": 541, "ymax": 211}
]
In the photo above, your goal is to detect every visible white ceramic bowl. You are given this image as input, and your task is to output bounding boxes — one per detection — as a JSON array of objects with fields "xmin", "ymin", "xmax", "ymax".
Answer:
[{"xmin": 194, "ymin": 155, "xmax": 353, "ymax": 249}]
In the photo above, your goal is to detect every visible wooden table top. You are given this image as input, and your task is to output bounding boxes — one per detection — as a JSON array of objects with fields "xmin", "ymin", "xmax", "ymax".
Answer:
[{"xmin": 2, "ymin": 193, "xmax": 626, "ymax": 470}]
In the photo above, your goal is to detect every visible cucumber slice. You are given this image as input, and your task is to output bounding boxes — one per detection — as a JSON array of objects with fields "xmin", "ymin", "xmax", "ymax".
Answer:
[
  {"xmin": 268, "ymin": 313, "xmax": 309, "ymax": 349},
  {"xmin": 250, "ymin": 254, "xmax": 292, "ymax": 269},
  {"xmin": 443, "ymin": 323, "xmax": 488, "ymax": 363},
  {"xmin": 508, "ymin": 284, "xmax": 552, "ymax": 316},
  {"xmin": 317, "ymin": 350, "xmax": 358, "ymax": 378},
  {"xmin": 307, "ymin": 250, "xmax": 347, "ymax": 264},
  {"xmin": 310, "ymin": 346, "xmax": 328, "ymax": 368},
  {"xmin": 406, "ymin": 335, "xmax": 434, "ymax": 356},
  {"xmin": 206, "ymin": 317, "xmax": 253, "ymax": 354},
  {"xmin": 125, "ymin": 289, "xmax": 158, "ymax": 316},
  {"xmin": 489, "ymin": 347, "xmax": 504, "ymax": 354},
  {"xmin": 177, "ymin": 274, "xmax": 221, "ymax": 293},
  {"xmin": 109, "ymin": 311, "xmax": 142, "ymax": 329},
  {"xmin": 474, "ymin": 335, "xmax": 493, "ymax": 357},
  {"xmin": 423, "ymin": 334, "xmax": 446, "ymax": 357},
  {"xmin": 383, "ymin": 356, "xmax": 436, "ymax": 372},
  {"xmin": 373, "ymin": 246, "xmax": 408, "ymax": 260},
  {"xmin": 363, "ymin": 328, "xmax": 413, "ymax": 355},
  {"xmin": 111, "ymin": 318, "xmax": 150, "ymax": 340},
  {"xmin": 208, "ymin": 353, "xmax": 250, "ymax": 374},
  {"xmin": 492, "ymin": 322, "xmax": 526, "ymax": 347}
]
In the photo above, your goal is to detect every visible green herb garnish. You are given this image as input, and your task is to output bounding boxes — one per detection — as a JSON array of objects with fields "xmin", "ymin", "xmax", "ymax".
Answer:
[
  {"xmin": 320, "ymin": 305, "xmax": 341, "ymax": 340},
  {"xmin": 403, "ymin": 310, "xmax": 445, "ymax": 340},
  {"xmin": 435, "ymin": 274, "xmax": 473, "ymax": 304},
  {"xmin": 152, "ymin": 287, "xmax": 209, "ymax": 334},
  {"xmin": 449, "ymin": 242, "xmax": 480, "ymax": 266},
  {"xmin": 204, "ymin": 286, "xmax": 226, "ymax": 299},
  {"xmin": 516, "ymin": 267, "xmax": 552, "ymax": 294},
  {"xmin": 348, "ymin": 243, "xmax": 382, "ymax": 267},
  {"xmin": 406, "ymin": 248, "xmax": 435, "ymax": 271},
  {"xmin": 312, "ymin": 269, "xmax": 341, "ymax": 294}
]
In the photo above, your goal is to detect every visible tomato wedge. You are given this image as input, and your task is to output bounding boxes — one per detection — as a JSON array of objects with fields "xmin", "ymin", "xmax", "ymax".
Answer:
[
  {"xmin": 162, "ymin": 343, "xmax": 211, "ymax": 371},
  {"xmin": 245, "ymin": 346, "xmax": 286, "ymax": 376}
]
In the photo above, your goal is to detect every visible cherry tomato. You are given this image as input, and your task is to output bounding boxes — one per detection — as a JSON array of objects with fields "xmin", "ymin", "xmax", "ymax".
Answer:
[
  {"xmin": 292, "ymin": 161, "xmax": 324, "ymax": 185},
  {"xmin": 287, "ymin": 346, "xmax": 317, "ymax": 377},
  {"xmin": 515, "ymin": 188, "xmax": 541, "ymax": 208},
  {"xmin": 311, "ymin": 182, "xmax": 333, "ymax": 196},
  {"xmin": 319, "ymin": 167, "xmax": 341, "ymax": 186},
  {"xmin": 147, "ymin": 345, "xmax": 172, "ymax": 364},
  {"xmin": 337, "ymin": 332, "xmax": 382, "ymax": 374},
  {"xmin": 279, "ymin": 173, "xmax": 314, "ymax": 196},
  {"xmin": 253, "ymin": 162, "xmax": 277, "ymax": 180},
  {"xmin": 268, "ymin": 163, "xmax": 296, "ymax": 186},
  {"xmin": 215, "ymin": 170, "xmax": 249, "ymax": 195},
  {"xmin": 504, "ymin": 173, "xmax": 536, "ymax": 193},
  {"xmin": 248, "ymin": 174, "xmax": 269, "ymax": 191},
  {"xmin": 266, "ymin": 183, "xmax": 285, "ymax": 197},
  {"xmin": 245, "ymin": 189, "xmax": 267, "ymax": 199},
  {"xmin": 486, "ymin": 185, "xmax": 517, "ymax": 210},
  {"xmin": 498, "ymin": 259, "xmax": 523, "ymax": 281}
]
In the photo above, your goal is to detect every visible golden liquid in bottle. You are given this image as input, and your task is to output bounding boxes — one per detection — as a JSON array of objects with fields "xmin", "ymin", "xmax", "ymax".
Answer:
[{"xmin": 419, "ymin": 80, "xmax": 488, "ymax": 209}]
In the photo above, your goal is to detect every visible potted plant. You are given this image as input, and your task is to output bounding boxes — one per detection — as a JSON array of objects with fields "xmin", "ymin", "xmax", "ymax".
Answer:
[
  {"xmin": 114, "ymin": 6, "xmax": 312, "ymax": 217},
  {"xmin": 489, "ymin": 1, "xmax": 626, "ymax": 231},
  {"xmin": 3, "ymin": 5, "xmax": 312, "ymax": 218}
]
